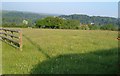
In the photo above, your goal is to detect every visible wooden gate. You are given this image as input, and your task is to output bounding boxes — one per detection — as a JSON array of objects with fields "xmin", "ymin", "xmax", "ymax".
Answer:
[{"xmin": 0, "ymin": 28, "xmax": 22, "ymax": 50}]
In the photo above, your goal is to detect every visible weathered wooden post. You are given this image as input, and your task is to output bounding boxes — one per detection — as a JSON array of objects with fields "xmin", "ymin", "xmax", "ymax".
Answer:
[{"xmin": 19, "ymin": 30, "xmax": 22, "ymax": 51}]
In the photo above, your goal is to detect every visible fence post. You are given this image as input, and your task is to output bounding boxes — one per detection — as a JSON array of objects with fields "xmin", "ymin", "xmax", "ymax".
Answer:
[{"xmin": 19, "ymin": 30, "xmax": 22, "ymax": 51}]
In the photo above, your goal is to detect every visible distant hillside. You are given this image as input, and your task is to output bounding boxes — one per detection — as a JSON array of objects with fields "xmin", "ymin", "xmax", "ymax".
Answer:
[
  {"xmin": 2, "ymin": 10, "xmax": 118, "ymax": 27},
  {"xmin": 59, "ymin": 14, "xmax": 118, "ymax": 26},
  {"xmin": 2, "ymin": 10, "xmax": 58, "ymax": 26}
]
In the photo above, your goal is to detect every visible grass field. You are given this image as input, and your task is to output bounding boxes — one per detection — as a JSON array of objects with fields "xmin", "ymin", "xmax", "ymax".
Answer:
[
  {"xmin": 2, "ymin": 28, "xmax": 118, "ymax": 74},
  {"xmin": 0, "ymin": 40, "xmax": 2, "ymax": 75}
]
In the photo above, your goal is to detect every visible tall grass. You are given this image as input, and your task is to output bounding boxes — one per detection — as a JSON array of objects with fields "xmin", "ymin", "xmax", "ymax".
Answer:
[
  {"xmin": 2, "ymin": 28, "xmax": 118, "ymax": 74},
  {"xmin": 0, "ymin": 40, "xmax": 2, "ymax": 75}
]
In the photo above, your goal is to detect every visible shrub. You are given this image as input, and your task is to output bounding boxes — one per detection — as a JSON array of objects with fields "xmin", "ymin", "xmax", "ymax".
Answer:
[
  {"xmin": 88, "ymin": 25, "xmax": 100, "ymax": 30},
  {"xmin": 80, "ymin": 25, "xmax": 89, "ymax": 30},
  {"xmin": 100, "ymin": 24, "xmax": 118, "ymax": 31}
]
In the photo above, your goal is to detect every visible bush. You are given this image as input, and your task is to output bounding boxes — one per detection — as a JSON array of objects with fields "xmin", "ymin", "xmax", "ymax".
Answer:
[
  {"xmin": 88, "ymin": 25, "xmax": 100, "ymax": 30},
  {"xmin": 80, "ymin": 25, "xmax": 89, "ymax": 30},
  {"xmin": 100, "ymin": 24, "xmax": 118, "ymax": 31},
  {"xmin": 2, "ymin": 23, "xmax": 29, "ymax": 28}
]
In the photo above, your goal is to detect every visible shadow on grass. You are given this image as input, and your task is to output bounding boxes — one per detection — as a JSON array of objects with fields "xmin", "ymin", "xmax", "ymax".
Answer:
[
  {"xmin": 23, "ymin": 34, "xmax": 50, "ymax": 59},
  {"xmin": 30, "ymin": 48, "xmax": 118, "ymax": 74}
]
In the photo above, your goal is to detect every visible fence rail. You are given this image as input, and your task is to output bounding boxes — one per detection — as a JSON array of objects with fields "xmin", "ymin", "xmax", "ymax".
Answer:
[
  {"xmin": 117, "ymin": 38, "xmax": 120, "ymax": 40},
  {"xmin": 0, "ymin": 28, "xmax": 22, "ymax": 50}
]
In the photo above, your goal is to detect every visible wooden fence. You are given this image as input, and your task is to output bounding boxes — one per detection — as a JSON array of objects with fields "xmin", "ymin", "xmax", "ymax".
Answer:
[{"xmin": 0, "ymin": 28, "xmax": 22, "ymax": 50}]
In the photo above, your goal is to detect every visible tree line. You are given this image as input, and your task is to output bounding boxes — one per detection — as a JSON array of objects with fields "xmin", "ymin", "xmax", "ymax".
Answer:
[
  {"xmin": 2, "ymin": 10, "xmax": 55, "ymax": 27},
  {"xmin": 2, "ymin": 10, "xmax": 119, "ymax": 31},
  {"xmin": 35, "ymin": 16, "xmax": 118, "ymax": 31},
  {"xmin": 59, "ymin": 14, "xmax": 118, "ymax": 26}
]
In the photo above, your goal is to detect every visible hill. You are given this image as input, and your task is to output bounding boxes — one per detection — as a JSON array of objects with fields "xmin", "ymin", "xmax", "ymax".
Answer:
[
  {"xmin": 2, "ymin": 10, "xmax": 118, "ymax": 27},
  {"xmin": 2, "ymin": 10, "xmax": 58, "ymax": 27},
  {"xmin": 59, "ymin": 14, "xmax": 118, "ymax": 26}
]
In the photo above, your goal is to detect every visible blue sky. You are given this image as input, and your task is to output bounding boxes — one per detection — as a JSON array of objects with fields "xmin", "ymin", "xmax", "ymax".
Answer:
[
  {"xmin": 2, "ymin": 0, "xmax": 119, "ymax": 2},
  {"xmin": 2, "ymin": 2, "xmax": 118, "ymax": 18}
]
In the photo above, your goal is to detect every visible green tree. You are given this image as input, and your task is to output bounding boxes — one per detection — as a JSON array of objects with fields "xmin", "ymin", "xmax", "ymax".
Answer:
[{"xmin": 35, "ymin": 16, "xmax": 80, "ymax": 29}]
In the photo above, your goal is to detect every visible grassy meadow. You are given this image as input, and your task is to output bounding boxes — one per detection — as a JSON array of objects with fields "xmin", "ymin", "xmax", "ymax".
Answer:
[
  {"xmin": 2, "ymin": 28, "xmax": 118, "ymax": 74},
  {"xmin": 0, "ymin": 40, "xmax": 2, "ymax": 75}
]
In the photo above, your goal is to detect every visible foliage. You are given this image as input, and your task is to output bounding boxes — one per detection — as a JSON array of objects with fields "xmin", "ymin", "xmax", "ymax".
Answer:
[
  {"xmin": 59, "ymin": 14, "xmax": 118, "ymax": 26},
  {"xmin": 35, "ymin": 17, "xmax": 80, "ymax": 29},
  {"xmin": 100, "ymin": 24, "xmax": 118, "ymax": 31},
  {"xmin": 2, "ymin": 23, "xmax": 29, "ymax": 28},
  {"xmin": 79, "ymin": 25, "xmax": 89, "ymax": 30},
  {"xmin": 2, "ymin": 10, "xmax": 57, "ymax": 27},
  {"xmin": 88, "ymin": 25, "xmax": 100, "ymax": 30},
  {"xmin": 2, "ymin": 10, "xmax": 118, "ymax": 31}
]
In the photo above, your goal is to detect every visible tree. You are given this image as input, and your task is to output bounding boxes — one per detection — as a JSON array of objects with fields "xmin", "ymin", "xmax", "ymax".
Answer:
[{"xmin": 35, "ymin": 17, "xmax": 80, "ymax": 29}]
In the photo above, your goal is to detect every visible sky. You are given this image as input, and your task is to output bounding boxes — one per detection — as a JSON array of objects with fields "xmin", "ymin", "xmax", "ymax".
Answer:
[
  {"xmin": 1, "ymin": 0, "xmax": 120, "ymax": 2},
  {"xmin": 118, "ymin": 2, "xmax": 120, "ymax": 18},
  {"xmin": 2, "ymin": 2, "xmax": 119, "ymax": 18}
]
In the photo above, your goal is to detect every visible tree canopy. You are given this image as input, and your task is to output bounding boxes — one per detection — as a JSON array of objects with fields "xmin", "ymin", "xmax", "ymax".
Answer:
[{"xmin": 35, "ymin": 17, "xmax": 80, "ymax": 29}]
